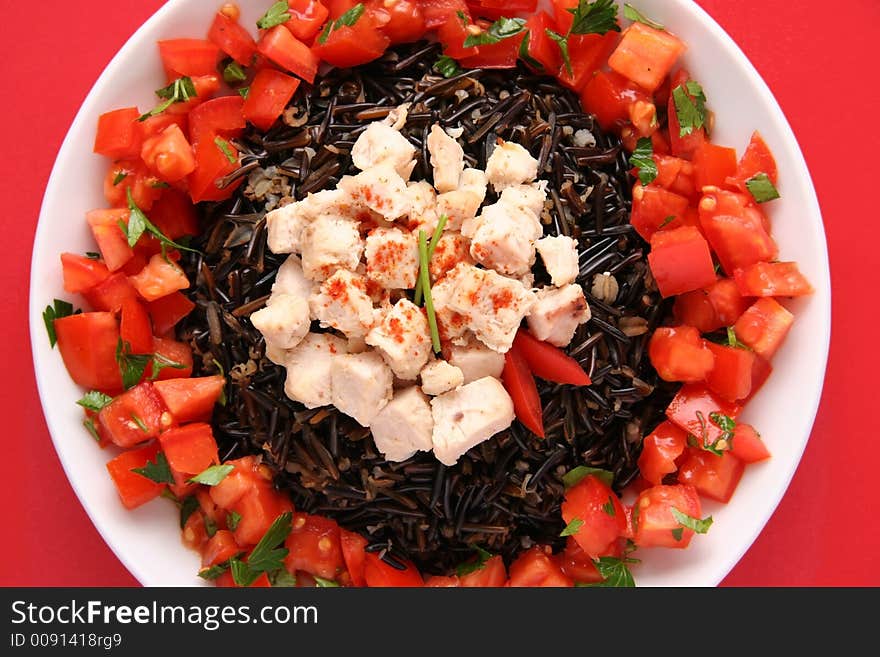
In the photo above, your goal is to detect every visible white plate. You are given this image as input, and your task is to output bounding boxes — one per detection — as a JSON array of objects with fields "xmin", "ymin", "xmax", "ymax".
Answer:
[{"xmin": 30, "ymin": 0, "xmax": 830, "ymax": 586}]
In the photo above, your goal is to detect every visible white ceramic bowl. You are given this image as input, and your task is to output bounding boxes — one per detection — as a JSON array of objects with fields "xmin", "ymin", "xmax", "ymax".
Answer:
[{"xmin": 30, "ymin": 0, "xmax": 830, "ymax": 586}]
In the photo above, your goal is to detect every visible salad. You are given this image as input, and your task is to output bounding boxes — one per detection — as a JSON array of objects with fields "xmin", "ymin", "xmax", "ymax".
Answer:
[{"xmin": 42, "ymin": 0, "xmax": 813, "ymax": 587}]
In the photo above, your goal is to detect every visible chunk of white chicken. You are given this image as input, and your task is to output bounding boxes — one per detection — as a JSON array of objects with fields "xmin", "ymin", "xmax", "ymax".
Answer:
[
  {"xmin": 404, "ymin": 180, "xmax": 439, "ymax": 234},
  {"xmin": 430, "ymin": 377, "xmax": 515, "ymax": 466},
  {"xmin": 299, "ymin": 215, "xmax": 363, "ymax": 281},
  {"xmin": 469, "ymin": 207, "xmax": 536, "ymax": 277},
  {"xmin": 447, "ymin": 338, "xmax": 505, "ymax": 384},
  {"xmin": 283, "ymin": 333, "xmax": 348, "ymax": 409},
  {"xmin": 365, "ymin": 299, "xmax": 432, "ymax": 380},
  {"xmin": 266, "ymin": 189, "xmax": 352, "ymax": 254},
  {"xmin": 369, "ymin": 386, "xmax": 434, "ymax": 462},
  {"xmin": 270, "ymin": 254, "xmax": 314, "ymax": 303},
  {"xmin": 437, "ymin": 168, "xmax": 487, "ymax": 231},
  {"xmin": 350, "ymin": 121, "xmax": 417, "ymax": 179},
  {"xmin": 420, "ymin": 359, "xmax": 464, "ymax": 396},
  {"xmin": 364, "ymin": 227, "xmax": 419, "ymax": 290},
  {"xmin": 338, "ymin": 164, "xmax": 410, "ymax": 221},
  {"xmin": 429, "ymin": 276, "xmax": 469, "ymax": 344},
  {"xmin": 535, "ymin": 235, "xmax": 579, "ymax": 287},
  {"xmin": 526, "ymin": 284, "xmax": 591, "ymax": 347},
  {"xmin": 250, "ymin": 294, "xmax": 310, "ymax": 351},
  {"xmin": 498, "ymin": 182, "xmax": 547, "ymax": 220},
  {"xmin": 428, "ymin": 231, "xmax": 473, "ymax": 282},
  {"xmin": 330, "ymin": 351, "xmax": 394, "ymax": 427},
  {"xmin": 309, "ymin": 269, "xmax": 376, "ymax": 339},
  {"xmin": 442, "ymin": 263, "xmax": 537, "ymax": 352},
  {"xmin": 485, "ymin": 140, "xmax": 539, "ymax": 192},
  {"xmin": 427, "ymin": 124, "xmax": 464, "ymax": 192}
]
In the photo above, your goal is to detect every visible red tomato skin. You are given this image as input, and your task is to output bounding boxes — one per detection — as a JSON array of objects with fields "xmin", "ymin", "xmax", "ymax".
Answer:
[
  {"xmin": 363, "ymin": 553, "xmax": 424, "ymax": 587},
  {"xmin": 630, "ymin": 183, "xmax": 691, "ymax": 241},
  {"xmin": 580, "ymin": 70, "xmax": 650, "ymax": 132},
  {"xmin": 434, "ymin": 8, "xmax": 479, "ymax": 60},
  {"xmin": 147, "ymin": 336, "xmax": 193, "ymax": 381},
  {"xmin": 86, "ymin": 209, "xmax": 134, "ymax": 272},
  {"xmin": 201, "ymin": 530, "xmax": 241, "ymax": 568},
  {"xmin": 733, "ymin": 262, "xmax": 814, "ymax": 298},
  {"xmin": 61, "ymin": 253, "xmax": 110, "ymax": 294},
  {"xmin": 704, "ymin": 341, "xmax": 756, "ymax": 402},
  {"xmin": 148, "ymin": 189, "xmax": 199, "ymax": 240},
  {"xmin": 692, "ymin": 141, "xmax": 738, "ymax": 192},
  {"xmin": 561, "ymin": 476, "xmax": 627, "ymax": 556},
  {"xmin": 648, "ymin": 326, "xmax": 715, "ymax": 383},
  {"xmin": 147, "ymin": 292, "xmax": 195, "ymax": 336},
  {"xmin": 104, "ymin": 160, "xmax": 163, "ymax": 211},
  {"xmin": 425, "ymin": 575, "xmax": 460, "ymax": 587},
  {"xmin": 459, "ymin": 555, "xmax": 508, "ymax": 587},
  {"xmin": 339, "ymin": 529, "xmax": 368, "ymax": 587},
  {"xmin": 746, "ymin": 354, "xmax": 773, "ymax": 401},
  {"xmin": 189, "ymin": 138, "xmax": 241, "ymax": 203},
  {"xmin": 207, "ymin": 11, "xmax": 257, "ymax": 65},
  {"xmin": 158, "ymin": 39, "xmax": 221, "ymax": 80},
  {"xmin": 285, "ymin": 0, "xmax": 330, "ymax": 41},
  {"xmin": 55, "ymin": 312, "xmax": 123, "ymax": 392},
  {"xmin": 106, "ymin": 442, "xmax": 166, "ymax": 509},
  {"xmin": 209, "ymin": 456, "xmax": 263, "ymax": 509},
  {"xmin": 633, "ymin": 484, "xmax": 702, "ymax": 549},
  {"xmin": 128, "ymin": 253, "xmax": 190, "ymax": 302},
  {"xmin": 501, "ymin": 346, "xmax": 545, "ymax": 438},
  {"xmin": 257, "ymin": 26, "xmax": 319, "ymax": 83},
  {"xmin": 83, "ymin": 273, "xmax": 139, "ymax": 315},
  {"xmin": 678, "ymin": 448, "xmax": 745, "ymax": 504},
  {"xmin": 730, "ymin": 422, "xmax": 771, "ymax": 463},
  {"xmin": 120, "ymin": 298, "xmax": 153, "ymax": 355},
  {"xmin": 370, "ymin": 0, "xmax": 427, "ymax": 44},
  {"xmin": 638, "ymin": 420, "xmax": 688, "ymax": 486},
  {"xmin": 242, "ymin": 69, "xmax": 301, "ymax": 132},
  {"xmin": 312, "ymin": 19, "xmax": 391, "ymax": 68},
  {"xmin": 285, "ymin": 513, "xmax": 346, "ymax": 580},
  {"xmin": 608, "ymin": 22, "xmax": 685, "ymax": 92},
  {"xmin": 153, "ymin": 376, "xmax": 225, "ymax": 424},
  {"xmin": 726, "ymin": 131, "xmax": 778, "ymax": 193},
  {"xmin": 733, "ymin": 298, "xmax": 794, "ymax": 360},
  {"xmin": 187, "ymin": 95, "xmax": 246, "ymax": 147},
  {"xmin": 522, "ymin": 12, "xmax": 561, "ymax": 72},
  {"xmin": 513, "ymin": 329, "xmax": 590, "ymax": 386},
  {"xmin": 648, "ymin": 226, "xmax": 717, "ymax": 298},
  {"xmin": 230, "ymin": 488, "xmax": 293, "ymax": 547},
  {"xmin": 557, "ymin": 32, "xmax": 618, "ymax": 91},
  {"xmin": 508, "ymin": 546, "xmax": 573, "ymax": 587},
  {"xmin": 98, "ymin": 383, "xmax": 169, "ymax": 448},
  {"xmin": 665, "ymin": 384, "xmax": 742, "ymax": 447},
  {"xmin": 558, "ymin": 537, "xmax": 623, "ymax": 584},
  {"xmin": 459, "ymin": 33, "xmax": 524, "ymax": 69},
  {"xmin": 699, "ymin": 189, "xmax": 778, "ymax": 275},
  {"xmin": 94, "ymin": 107, "xmax": 143, "ymax": 159},
  {"xmin": 159, "ymin": 423, "xmax": 219, "ymax": 476},
  {"xmin": 140, "ymin": 124, "xmax": 196, "ymax": 183}
]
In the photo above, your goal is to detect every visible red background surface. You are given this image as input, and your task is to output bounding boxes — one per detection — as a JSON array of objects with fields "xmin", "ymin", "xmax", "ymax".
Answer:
[{"xmin": 1, "ymin": 0, "xmax": 877, "ymax": 586}]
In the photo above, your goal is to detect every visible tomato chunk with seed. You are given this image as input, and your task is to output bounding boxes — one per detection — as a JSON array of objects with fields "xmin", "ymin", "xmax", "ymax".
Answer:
[
  {"xmin": 699, "ymin": 189, "xmax": 778, "ymax": 275},
  {"xmin": 638, "ymin": 421, "xmax": 688, "ymax": 486},
  {"xmin": 581, "ymin": 70, "xmax": 650, "ymax": 132},
  {"xmin": 733, "ymin": 298, "xmax": 794, "ymax": 359},
  {"xmin": 608, "ymin": 22, "xmax": 685, "ymax": 92},
  {"xmin": 459, "ymin": 555, "xmax": 508, "ymax": 587},
  {"xmin": 733, "ymin": 262, "xmax": 813, "ymax": 298},
  {"xmin": 678, "ymin": 448, "xmax": 745, "ymax": 503},
  {"xmin": 633, "ymin": 484, "xmax": 702, "ymax": 548},
  {"xmin": 201, "ymin": 530, "xmax": 241, "ymax": 568},
  {"xmin": 665, "ymin": 384, "xmax": 742, "ymax": 448},
  {"xmin": 692, "ymin": 141, "xmax": 738, "ymax": 191},
  {"xmin": 704, "ymin": 341, "xmax": 756, "ymax": 402},
  {"xmin": 98, "ymin": 383, "xmax": 169, "ymax": 448},
  {"xmin": 106, "ymin": 442, "xmax": 166, "ymax": 509},
  {"xmin": 140, "ymin": 124, "xmax": 196, "ymax": 183},
  {"xmin": 158, "ymin": 423, "xmax": 219, "ymax": 476},
  {"xmin": 561, "ymin": 475, "xmax": 626, "ymax": 557},
  {"xmin": 730, "ymin": 423, "xmax": 771, "ymax": 463},
  {"xmin": 648, "ymin": 226, "xmax": 717, "ymax": 297},
  {"xmin": 154, "ymin": 376, "xmax": 225, "ymax": 424},
  {"xmin": 630, "ymin": 184, "xmax": 690, "ymax": 241},
  {"xmin": 648, "ymin": 326, "xmax": 715, "ymax": 383},
  {"xmin": 55, "ymin": 312, "xmax": 123, "ymax": 392},
  {"xmin": 340, "ymin": 529, "xmax": 368, "ymax": 587},
  {"xmin": 285, "ymin": 513, "xmax": 346, "ymax": 581},
  {"xmin": 128, "ymin": 253, "xmax": 190, "ymax": 302}
]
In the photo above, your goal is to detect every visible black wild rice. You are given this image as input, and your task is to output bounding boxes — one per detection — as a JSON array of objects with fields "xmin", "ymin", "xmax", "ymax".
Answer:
[{"xmin": 176, "ymin": 42, "xmax": 677, "ymax": 574}]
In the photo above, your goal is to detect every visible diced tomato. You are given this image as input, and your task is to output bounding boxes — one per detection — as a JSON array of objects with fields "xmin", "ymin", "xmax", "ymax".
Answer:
[
  {"xmin": 608, "ymin": 22, "xmax": 685, "ymax": 92},
  {"xmin": 257, "ymin": 26, "xmax": 319, "ymax": 83},
  {"xmin": 148, "ymin": 336, "xmax": 194, "ymax": 380},
  {"xmin": 580, "ymin": 70, "xmax": 650, "ymax": 132},
  {"xmin": 284, "ymin": 513, "xmax": 346, "ymax": 580},
  {"xmin": 561, "ymin": 475, "xmax": 626, "ymax": 556},
  {"xmin": 139, "ymin": 112, "xmax": 188, "ymax": 140},
  {"xmin": 704, "ymin": 341, "xmax": 756, "ymax": 402},
  {"xmin": 501, "ymin": 346, "xmax": 544, "ymax": 438},
  {"xmin": 650, "ymin": 155, "xmax": 684, "ymax": 190},
  {"xmin": 140, "ymin": 124, "xmax": 196, "ymax": 183},
  {"xmin": 708, "ymin": 278, "xmax": 753, "ymax": 326},
  {"xmin": 699, "ymin": 188, "xmax": 778, "ymax": 275},
  {"xmin": 692, "ymin": 141, "xmax": 738, "ymax": 192},
  {"xmin": 370, "ymin": 0, "xmax": 426, "ymax": 44},
  {"xmin": 667, "ymin": 70, "xmax": 706, "ymax": 159},
  {"xmin": 166, "ymin": 74, "xmax": 222, "ymax": 116},
  {"xmin": 730, "ymin": 422, "xmax": 771, "ymax": 464},
  {"xmin": 630, "ymin": 184, "xmax": 691, "ymax": 241},
  {"xmin": 459, "ymin": 31, "xmax": 524, "ymax": 69},
  {"xmin": 120, "ymin": 298, "xmax": 153, "ymax": 355},
  {"xmin": 678, "ymin": 448, "xmax": 745, "ymax": 504},
  {"xmin": 230, "ymin": 489, "xmax": 293, "ymax": 547},
  {"xmin": 513, "ymin": 329, "xmax": 590, "ymax": 386},
  {"xmin": 82, "ymin": 273, "xmax": 139, "ymax": 314},
  {"xmin": 674, "ymin": 278, "xmax": 754, "ymax": 333},
  {"xmin": 648, "ymin": 226, "xmax": 717, "ymax": 297},
  {"xmin": 733, "ymin": 297, "xmax": 794, "ymax": 360},
  {"xmin": 638, "ymin": 421, "xmax": 688, "ymax": 486},
  {"xmin": 420, "ymin": 0, "xmax": 468, "ymax": 29},
  {"xmin": 459, "ymin": 555, "xmax": 507, "ymax": 587},
  {"xmin": 508, "ymin": 546, "xmax": 573, "ymax": 587},
  {"xmin": 209, "ymin": 456, "xmax": 263, "ymax": 509},
  {"xmin": 339, "ymin": 528, "xmax": 368, "ymax": 587},
  {"xmin": 146, "ymin": 292, "xmax": 195, "ymax": 336},
  {"xmin": 325, "ymin": 0, "xmax": 360, "ymax": 19},
  {"xmin": 189, "ymin": 138, "xmax": 241, "ymax": 203},
  {"xmin": 549, "ymin": 0, "xmax": 576, "ymax": 32},
  {"xmin": 733, "ymin": 262, "xmax": 814, "ymax": 298},
  {"xmin": 665, "ymin": 384, "xmax": 742, "ymax": 448},
  {"xmin": 215, "ymin": 570, "xmax": 271, "ymax": 588},
  {"xmin": 633, "ymin": 484, "xmax": 702, "ymax": 548},
  {"xmin": 558, "ymin": 537, "xmax": 623, "ymax": 584},
  {"xmin": 127, "ymin": 253, "xmax": 189, "ymax": 302},
  {"xmin": 86, "ymin": 209, "xmax": 134, "ymax": 272},
  {"xmin": 313, "ymin": 16, "xmax": 391, "ymax": 68},
  {"xmin": 148, "ymin": 190, "xmax": 199, "ymax": 241},
  {"xmin": 726, "ymin": 131, "xmax": 778, "ymax": 194},
  {"xmin": 242, "ymin": 69, "xmax": 301, "ymax": 131},
  {"xmin": 521, "ymin": 12, "xmax": 561, "ymax": 72},
  {"xmin": 363, "ymin": 553, "xmax": 423, "ymax": 587},
  {"xmin": 98, "ymin": 383, "xmax": 169, "ymax": 448},
  {"xmin": 425, "ymin": 575, "xmax": 460, "ymax": 587},
  {"xmin": 106, "ymin": 442, "xmax": 166, "ymax": 509},
  {"xmin": 153, "ymin": 376, "xmax": 225, "ymax": 425},
  {"xmin": 188, "ymin": 95, "xmax": 246, "ymax": 147},
  {"xmin": 55, "ymin": 312, "xmax": 123, "ymax": 392},
  {"xmin": 182, "ymin": 510, "xmax": 209, "ymax": 549},
  {"xmin": 557, "ymin": 32, "xmax": 618, "ymax": 91},
  {"xmin": 283, "ymin": 0, "xmax": 330, "ymax": 42},
  {"xmin": 201, "ymin": 530, "xmax": 241, "ymax": 568},
  {"xmin": 158, "ymin": 39, "xmax": 221, "ymax": 80},
  {"xmin": 747, "ymin": 354, "xmax": 773, "ymax": 400},
  {"xmin": 158, "ymin": 423, "xmax": 219, "ymax": 476},
  {"xmin": 434, "ymin": 7, "xmax": 479, "ymax": 60},
  {"xmin": 648, "ymin": 326, "xmax": 714, "ymax": 383},
  {"xmin": 94, "ymin": 107, "xmax": 143, "ymax": 159},
  {"xmin": 60, "ymin": 253, "xmax": 110, "ymax": 294},
  {"xmin": 207, "ymin": 11, "xmax": 257, "ymax": 65},
  {"xmin": 104, "ymin": 159, "xmax": 163, "ymax": 211}
]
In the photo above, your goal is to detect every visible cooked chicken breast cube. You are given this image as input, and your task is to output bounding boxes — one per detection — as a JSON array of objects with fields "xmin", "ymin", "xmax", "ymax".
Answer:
[
  {"xmin": 420, "ymin": 359, "xmax": 464, "ymax": 396},
  {"xmin": 448, "ymin": 338, "xmax": 505, "ymax": 384},
  {"xmin": 270, "ymin": 254, "xmax": 314, "ymax": 303},
  {"xmin": 283, "ymin": 333, "xmax": 348, "ymax": 408},
  {"xmin": 404, "ymin": 181, "xmax": 440, "ymax": 234},
  {"xmin": 443, "ymin": 263, "xmax": 537, "ymax": 352},
  {"xmin": 430, "ymin": 377, "xmax": 515, "ymax": 466},
  {"xmin": 428, "ymin": 231, "xmax": 473, "ymax": 282},
  {"xmin": 427, "ymin": 124, "xmax": 464, "ymax": 192},
  {"xmin": 365, "ymin": 227, "xmax": 419, "ymax": 289},
  {"xmin": 536, "ymin": 235, "xmax": 579, "ymax": 287},
  {"xmin": 339, "ymin": 164, "xmax": 410, "ymax": 220},
  {"xmin": 436, "ymin": 168, "xmax": 487, "ymax": 231},
  {"xmin": 330, "ymin": 351, "xmax": 394, "ymax": 426},
  {"xmin": 469, "ymin": 208, "xmax": 536, "ymax": 276},
  {"xmin": 300, "ymin": 215, "xmax": 363, "ymax": 281},
  {"xmin": 527, "ymin": 284, "xmax": 591, "ymax": 347},
  {"xmin": 369, "ymin": 386, "xmax": 434, "ymax": 462},
  {"xmin": 309, "ymin": 270, "xmax": 376, "ymax": 339},
  {"xmin": 265, "ymin": 344, "xmax": 290, "ymax": 366},
  {"xmin": 430, "ymin": 276, "xmax": 470, "ymax": 344},
  {"xmin": 485, "ymin": 140, "xmax": 539, "ymax": 191},
  {"xmin": 250, "ymin": 294, "xmax": 310, "ymax": 351},
  {"xmin": 350, "ymin": 121, "xmax": 417, "ymax": 179},
  {"xmin": 266, "ymin": 189, "xmax": 352, "ymax": 254},
  {"xmin": 366, "ymin": 299, "xmax": 432, "ymax": 379},
  {"xmin": 499, "ymin": 182, "xmax": 547, "ymax": 220}
]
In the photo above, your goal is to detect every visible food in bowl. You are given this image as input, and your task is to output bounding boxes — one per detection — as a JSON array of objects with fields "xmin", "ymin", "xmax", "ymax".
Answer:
[{"xmin": 40, "ymin": 0, "xmax": 813, "ymax": 587}]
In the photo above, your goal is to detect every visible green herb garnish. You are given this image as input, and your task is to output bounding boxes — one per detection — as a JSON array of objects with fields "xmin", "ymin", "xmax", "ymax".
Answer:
[
  {"xmin": 672, "ymin": 80, "xmax": 708, "ymax": 137},
  {"xmin": 214, "ymin": 136, "xmax": 238, "ymax": 164},
  {"xmin": 546, "ymin": 1, "xmax": 621, "ymax": 77},
  {"xmin": 560, "ymin": 518, "xmax": 584, "ymax": 537},
  {"xmin": 76, "ymin": 391, "xmax": 114, "ymax": 413},
  {"xmin": 745, "ymin": 173, "xmax": 780, "ymax": 203},
  {"xmin": 123, "ymin": 188, "xmax": 199, "ymax": 257},
  {"xmin": 581, "ymin": 555, "xmax": 639, "ymax": 587},
  {"xmin": 189, "ymin": 464, "xmax": 234, "ymax": 486},
  {"xmin": 223, "ymin": 61, "xmax": 247, "ymax": 84},
  {"xmin": 413, "ymin": 214, "xmax": 448, "ymax": 305},
  {"xmin": 257, "ymin": 1, "xmax": 291, "ymax": 29},
  {"xmin": 418, "ymin": 230, "xmax": 442, "ymax": 354},
  {"xmin": 623, "ymin": 3, "xmax": 664, "ymax": 30},
  {"xmin": 138, "ymin": 77, "xmax": 196, "ymax": 122},
  {"xmin": 629, "ymin": 137, "xmax": 657, "ymax": 185},
  {"xmin": 227, "ymin": 511, "xmax": 242, "ymax": 531},
  {"xmin": 179, "ymin": 495, "xmax": 200, "ymax": 529},
  {"xmin": 463, "ymin": 16, "xmax": 526, "ymax": 48},
  {"xmin": 115, "ymin": 339, "xmax": 151, "ymax": 390},
  {"xmin": 317, "ymin": 3, "xmax": 365, "ymax": 45},
  {"xmin": 434, "ymin": 55, "xmax": 461, "ymax": 78},
  {"xmin": 131, "ymin": 452, "xmax": 174, "ymax": 485},
  {"xmin": 562, "ymin": 465, "xmax": 614, "ymax": 489},
  {"xmin": 456, "ymin": 546, "xmax": 494, "ymax": 577},
  {"xmin": 43, "ymin": 299, "xmax": 76, "ymax": 348},
  {"xmin": 671, "ymin": 508, "xmax": 714, "ymax": 534},
  {"xmin": 230, "ymin": 512, "xmax": 293, "ymax": 586},
  {"xmin": 113, "ymin": 171, "xmax": 128, "ymax": 186},
  {"xmin": 314, "ymin": 576, "xmax": 340, "ymax": 588}
]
